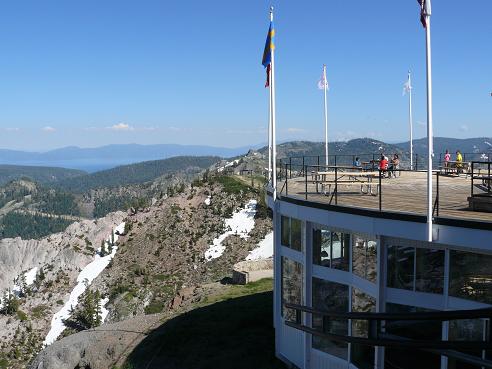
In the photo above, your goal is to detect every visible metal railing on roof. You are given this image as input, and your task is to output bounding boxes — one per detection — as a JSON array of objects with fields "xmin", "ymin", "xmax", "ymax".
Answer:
[
  {"xmin": 273, "ymin": 156, "xmax": 492, "ymax": 226},
  {"xmin": 284, "ymin": 302, "xmax": 492, "ymax": 368}
]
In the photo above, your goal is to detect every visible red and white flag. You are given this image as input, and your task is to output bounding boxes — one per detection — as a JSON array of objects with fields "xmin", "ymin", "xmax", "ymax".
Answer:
[{"xmin": 417, "ymin": 0, "xmax": 431, "ymax": 28}]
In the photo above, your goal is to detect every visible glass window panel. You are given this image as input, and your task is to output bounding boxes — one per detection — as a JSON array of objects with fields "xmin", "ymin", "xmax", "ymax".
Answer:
[
  {"xmin": 387, "ymin": 246, "xmax": 414, "ymax": 290},
  {"xmin": 281, "ymin": 257, "xmax": 303, "ymax": 320},
  {"xmin": 281, "ymin": 216, "xmax": 290, "ymax": 247},
  {"xmin": 291, "ymin": 218, "xmax": 302, "ymax": 252},
  {"xmin": 351, "ymin": 288, "xmax": 376, "ymax": 369},
  {"xmin": 447, "ymin": 319, "xmax": 486, "ymax": 369},
  {"xmin": 353, "ymin": 236, "xmax": 377, "ymax": 283},
  {"xmin": 384, "ymin": 303, "xmax": 441, "ymax": 369},
  {"xmin": 312, "ymin": 278, "xmax": 348, "ymax": 360},
  {"xmin": 415, "ymin": 248, "xmax": 444, "ymax": 294},
  {"xmin": 449, "ymin": 251, "xmax": 492, "ymax": 304},
  {"xmin": 331, "ymin": 232, "xmax": 350, "ymax": 271},
  {"xmin": 313, "ymin": 229, "xmax": 330, "ymax": 267}
]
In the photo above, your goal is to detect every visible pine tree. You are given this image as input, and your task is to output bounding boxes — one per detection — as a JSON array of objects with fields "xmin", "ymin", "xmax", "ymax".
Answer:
[
  {"xmin": 100, "ymin": 239, "xmax": 107, "ymax": 256},
  {"xmin": 0, "ymin": 290, "xmax": 20, "ymax": 315}
]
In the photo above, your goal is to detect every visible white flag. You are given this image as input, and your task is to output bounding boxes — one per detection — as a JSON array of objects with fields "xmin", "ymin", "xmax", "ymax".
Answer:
[
  {"xmin": 403, "ymin": 78, "xmax": 412, "ymax": 96},
  {"xmin": 318, "ymin": 71, "xmax": 329, "ymax": 90}
]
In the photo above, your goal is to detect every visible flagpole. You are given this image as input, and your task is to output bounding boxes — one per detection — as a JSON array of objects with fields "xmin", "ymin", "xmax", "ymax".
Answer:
[
  {"xmin": 424, "ymin": 1, "xmax": 433, "ymax": 242},
  {"xmin": 408, "ymin": 71, "xmax": 413, "ymax": 170},
  {"xmin": 268, "ymin": 66, "xmax": 273, "ymax": 184},
  {"xmin": 323, "ymin": 65, "xmax": 328, "ymax": 167},
  {"xmin": 270, "ymin": 6, "xmax": 277, "ymax": 200}
]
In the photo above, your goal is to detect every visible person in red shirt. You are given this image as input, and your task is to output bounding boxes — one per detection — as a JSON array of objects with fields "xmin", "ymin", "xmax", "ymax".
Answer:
[{"xmin": 379, "ymin": 154, "xmax": 389, "ymax": 174}]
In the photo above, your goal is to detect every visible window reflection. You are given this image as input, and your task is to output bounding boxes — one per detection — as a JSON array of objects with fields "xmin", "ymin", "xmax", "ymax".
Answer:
[
  {"xmin": 384, "ymin": 303, "xmax": 441, "ymax": 369},
  {"xmin": 280, "ymin": 216, "xmax": 302, "ymax": 252},
  {"xmin": 281, "ymin": 257, "xmax": 303, "ymax": 320},
  {"xmin": 447, "ymin": 318, "xmax": 487, "ymax": 369},
  {"xmin": 281, "ymin": 215, "xmax": 290, "ymax": 247},
  {"xmin": 313, "ymin": 229, "xmax": 349, "ymax": 271},
  {"xmin": 415, "ymin": 248, "xmax": 444, "ymax": 294},
  {"xmin": 387, "ymin": 245, "xmax": 444, "ymax": 294},
  {"xmin": 351, "ymin": 288, "xmax": 376, "ymax": 369},
  {"xmin": 312, "ymin": 278, "xmax": 348, "ymax": 359},
  {"xmin": 353, "ymin": 235, "xmax": 377, "ymax": 283},
  {"xmin": 387, "ymin": 246, "xmax": 414, "ymax": 290},
  {"xmin": 291, "ymin": 218, "xmax": 302, "ymax": 251},
  {"xmin": 449, "ymin": 251, "xmax": 492, "ymax": 304}
]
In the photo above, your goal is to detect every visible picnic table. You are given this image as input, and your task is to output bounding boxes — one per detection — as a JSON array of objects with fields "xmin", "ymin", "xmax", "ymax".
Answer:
[
  {"xmin": 312, "ymin": 169, "xmax": 381, "ymax": 196},
  {"xmin": 439, "ymin": 161, "xmax": 471, "ymax": 176}
]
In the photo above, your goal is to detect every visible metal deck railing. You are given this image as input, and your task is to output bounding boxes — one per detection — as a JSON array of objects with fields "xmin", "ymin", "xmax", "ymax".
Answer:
[{"xmin": 285, "ymin": 302, "xmax": 492, "ymax": 368}]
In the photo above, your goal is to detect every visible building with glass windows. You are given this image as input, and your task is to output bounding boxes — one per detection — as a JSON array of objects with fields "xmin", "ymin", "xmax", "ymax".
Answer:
[{"xmin": 267, "ymin": 158, "xmax": 492, "ymax": 369}]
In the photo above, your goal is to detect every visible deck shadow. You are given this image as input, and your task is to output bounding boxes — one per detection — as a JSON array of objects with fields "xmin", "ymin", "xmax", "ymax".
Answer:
[{"xmin": 124, "ymin": 291, "xmax": 285, "ymax": 369}]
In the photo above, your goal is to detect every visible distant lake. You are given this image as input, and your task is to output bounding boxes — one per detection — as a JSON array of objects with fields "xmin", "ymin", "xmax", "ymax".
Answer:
[{"xmin": 0, "ymin": 159, "xmax": 141, "ymax": 173}]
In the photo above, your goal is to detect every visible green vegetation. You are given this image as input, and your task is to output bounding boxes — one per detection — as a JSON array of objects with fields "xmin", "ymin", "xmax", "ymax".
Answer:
[
  {"xmin": 212, "ymin": 175, "xmax": 251, "ymax": 194},
  {"xmin": 124, "ymin": 279, "xmax": 284, "ymax": 369},
  {"xmin": 0, "ymin": 180, "xmax": 32, "ymax": 208},
  {"xmin": 33, "ymin": 190, "xmax": 80, "ymax": 216},
  {"xmin": 0, "ymin": 165, "xmax": 85, "ymax": 186},
  {"xmin": 58, "ymin": 156, "xmax": 220, "ymax": 192},
  {"xmin": 31, "ymin": 304, "xmax": 49, "ymax": 319},
  {"xmin": 94, "ymin": 195, "xmax": 149, "ymax": 218},
  {"xmin": 144, "ymin": 300, "xmax": 166, "ymax": 315},
  {"xmin": 65, "ymin": 289, "xmax": 103, "ymax": 330},
  {"xmin": 0, "ymin": 291, "xmax": 20, "ymax": 316},
  {"xmin": 0, "ymin": 212, "xmax": 71, "ymax": 239}
]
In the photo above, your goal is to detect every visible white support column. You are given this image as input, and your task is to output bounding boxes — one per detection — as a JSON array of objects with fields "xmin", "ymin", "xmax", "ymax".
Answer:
[
  {"xmin": 408, "ymin": 71, "xmax": 414, "ymax": 170},
  {"xmin": 323, "ymin": 65, "xmax": 329, "ymax": 167},
  {"xmin": 424, "ymin": 4, "xmax": 434, "ymax": 242},
  {"xmin": 270, "ymin": 7, "xmax": 277, "ymax": 200}
]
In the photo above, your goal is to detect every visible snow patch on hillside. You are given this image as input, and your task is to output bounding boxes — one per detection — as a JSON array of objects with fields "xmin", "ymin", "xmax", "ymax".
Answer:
[
  {"xmin": 43, "ymin": 222, "xmax": 125, "ymax": 346},
  {"xmin": 246, "ymin": 231, "xmax": 273, "ymax": 260},
  {"xmin": 12, "ymin": 267, "xmax": 38, "ymax": 296},
  {"xmin": 205, "ymin": 200, "xmax": 257, "ymax": 261},
  {"xmin": 100, "ymin": 297, "xmax": 110, "ymax": 323}
]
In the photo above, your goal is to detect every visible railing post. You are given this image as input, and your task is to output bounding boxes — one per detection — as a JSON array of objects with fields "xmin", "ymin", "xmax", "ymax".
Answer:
[
  {"xmin": 379, "ymin": 170, "xmax": 382, "ymax": 211},
  {"xmin": 436, "ymin": 171, "xmax": 439, "ymax": 217},
  {"xmin": 302, "ymin": 157, "xmax": 305, "ymax": 176},
  {"xmin": 285, "ymin": 163, "xmax": 288, "ymax": 195},
  {"xmin": 317, "ymin": 155, "xmax": 320, "ymax": 168},
  {"xmin": 334, "ymin": 155, "xmax": 337, "ymax": 167},
  {"xmin": 372, "ymin": 154, "xmax": 375, "ymax": 171},
  {"xmin": 305, "ymin": 165, "xmax": 308, "ymax": 200},
  {"xmin": 335, "ymin": 166, "xmax": 338, "ymax": 205},
  {"xmin": 415, "ymin": 154, "xmax": 418, "ymax": 171},
  {"xmin": 489, "ymin": 162, "xmax": 491, "ymax": 194},
  {"xmin": 279, "ymin": 159, "xmax": 282, "ymax": 181},
  {"xmin": 289, "ymin": 157, "xmax": 292, "ymax": 179},
  {"xmin": 471, "ymin": 162, "xmax": 474, "ymax": 197}
]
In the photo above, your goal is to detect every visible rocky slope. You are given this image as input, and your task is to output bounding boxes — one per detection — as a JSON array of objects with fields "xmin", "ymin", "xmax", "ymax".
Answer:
[
  {"xmin": 0, "ymin": 212, "xmax": 125, "ymax": 368},
  {"xmin": 1, "ymin": 175, "xmax": 272, "ymax": 369}
]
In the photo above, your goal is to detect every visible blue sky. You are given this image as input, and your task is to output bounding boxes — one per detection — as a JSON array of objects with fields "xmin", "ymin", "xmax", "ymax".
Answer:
[{"xmin": 0, "ymin": 0, "xmax": 490, "ymax": 151}]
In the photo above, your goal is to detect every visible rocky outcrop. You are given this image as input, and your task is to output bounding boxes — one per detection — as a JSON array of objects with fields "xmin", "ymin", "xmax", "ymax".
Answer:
[
  {"xmin": 29, "ymin": 314, "xmax": 162, "ymax": 369},
  {"xmin": 0, "ymin": 211, "xmax": 125, "ymax": 291}
]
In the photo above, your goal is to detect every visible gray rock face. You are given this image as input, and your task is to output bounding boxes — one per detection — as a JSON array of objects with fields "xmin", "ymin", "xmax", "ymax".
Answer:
[
  {"xmin": 29, "ymin": 315, "xmax": 162, "ymax": 369},
  {"xmin": 0, "ymin": 211, "xmax": 125, "ymax": 291}
]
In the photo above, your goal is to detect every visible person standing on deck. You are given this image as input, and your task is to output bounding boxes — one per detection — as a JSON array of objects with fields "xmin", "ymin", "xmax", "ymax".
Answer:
[{"xmin": 456, "ymin": 150, "xmax": 463, "ymax": 174}]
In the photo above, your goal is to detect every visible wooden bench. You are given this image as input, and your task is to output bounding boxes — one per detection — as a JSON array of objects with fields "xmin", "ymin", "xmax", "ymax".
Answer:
[{"xmin": 319, "ymin": 180, "xmax": 380, "ymax": 196}]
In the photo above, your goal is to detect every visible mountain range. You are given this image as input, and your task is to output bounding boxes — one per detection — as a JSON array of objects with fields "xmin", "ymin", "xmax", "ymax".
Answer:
[{"xmin": 0, "ymin": 143, "xmax": 261, "ymax": 172}]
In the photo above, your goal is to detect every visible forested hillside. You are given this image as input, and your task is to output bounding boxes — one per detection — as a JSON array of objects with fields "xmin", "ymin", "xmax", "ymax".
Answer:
[
  {"xmin": 0, "ymin": 165, "xmax": 85, "ymax": 186},
  {"xmin": 57, "ymin": 156, "xmax": 221, "ymax": 192}
]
